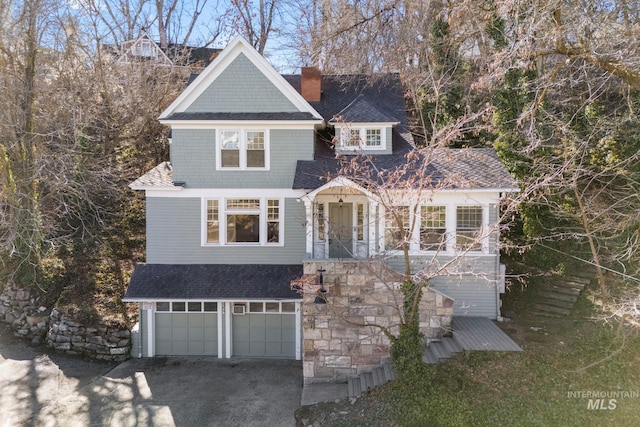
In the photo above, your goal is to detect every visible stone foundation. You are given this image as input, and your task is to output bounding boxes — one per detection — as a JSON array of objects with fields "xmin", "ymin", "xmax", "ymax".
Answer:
[
  {"xmin": 301, "ymin": 260, "xmax": 453, "ymax": 383},
  {"xmin": 0, "ymin": 284, "xmax": 130, "ymax": 362}
]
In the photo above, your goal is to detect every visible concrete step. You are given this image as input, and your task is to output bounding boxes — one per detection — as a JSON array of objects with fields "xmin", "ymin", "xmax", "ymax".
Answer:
[
  {"xmin": 382, "ymin": 360, "xmax": 395, "ymax": 381},
  {"xmin": 348, "ymin": 376, "xmax": 362, "ymax": 398},
  {"xmin": 360, "ymin": 372, "xmax": 374, "ymax": 393},
  {"xmin": 348, "ymin": 361, "xmax": 396, "ymax": 399},
  {"xmin": 372, "ymin": 366, "xmax": 387, "ymax": 387}
]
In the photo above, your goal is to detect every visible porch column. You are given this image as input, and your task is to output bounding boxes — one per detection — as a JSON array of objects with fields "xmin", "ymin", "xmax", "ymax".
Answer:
[
  {"xmin": 304, "ymin": 200, "xmax": 313, "ymax": 256},
  {"xmin": 368, "ymin": 201, "xmax": 378, "ymax": 255}
]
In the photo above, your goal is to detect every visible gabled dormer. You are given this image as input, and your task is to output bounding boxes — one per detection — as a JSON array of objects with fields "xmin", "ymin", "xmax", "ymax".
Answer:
[
  {"xmin": 117, "ymin": 33, "xmax": 173, "ymax": 66},
  {"xmin": 330, "ymin": 95, "xmax": 399, "ymax": 155}
]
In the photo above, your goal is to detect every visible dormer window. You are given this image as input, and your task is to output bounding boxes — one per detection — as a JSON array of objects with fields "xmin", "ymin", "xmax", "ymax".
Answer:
[
  {"xmin": 338, "ymin": 125, "xmax": 388, "ymax": 151},
  {"xmin": 365, "ymin": 129, "xmax": 381, "ymax": 147},
  {"xmin": 133, "ymin": 40, "xmax": 155, "ymax": 58}
]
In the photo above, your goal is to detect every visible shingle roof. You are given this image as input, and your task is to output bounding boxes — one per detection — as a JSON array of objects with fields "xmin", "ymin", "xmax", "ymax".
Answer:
[
  {"xmin": 129, "ymin": 161, "xmax": 178, "ymax": 189},
  {"xmin": 282, "ymin": 73, "xmax": 410, "ymax": 128},
  {"xmin": 162, "ymin": 112, "xmax": 319, "ymax": 121},
  {"xmin": 329, "ymin": 95, "xmax": 399, "ymax": 123},
  {"xmin": 124, "ymin": 264, "xmax": 303, "ymax": 300},
  {"xmin": 293, "ymin": 146, "xmax": 519, "ymax": 191}
]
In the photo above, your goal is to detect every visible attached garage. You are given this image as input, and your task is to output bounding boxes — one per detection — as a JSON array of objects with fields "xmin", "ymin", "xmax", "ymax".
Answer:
[
  {"xmin": 155, "ymin": 301, "xmax": 219, "ymax": 356},
  {"xmin": 123, "ymin": 264, "xmax": 303, "ymax": 359},
  {"xmin": 231, "ymin": 302, "xmax": 296, "ymax": 358}
]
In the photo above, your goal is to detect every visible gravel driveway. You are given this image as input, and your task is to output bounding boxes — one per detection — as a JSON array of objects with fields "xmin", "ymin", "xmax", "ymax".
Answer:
[{"xmin": 0, "ymin": 325, "xmax": 302, "ymax": 426}]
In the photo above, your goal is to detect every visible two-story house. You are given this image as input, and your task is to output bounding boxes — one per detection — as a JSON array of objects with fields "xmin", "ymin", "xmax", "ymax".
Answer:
[{"xmin": 123, "ymin": 36, "xmax": 518, "ymax": 380}]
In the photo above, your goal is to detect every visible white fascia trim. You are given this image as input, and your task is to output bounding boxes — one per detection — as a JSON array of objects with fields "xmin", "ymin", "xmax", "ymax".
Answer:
[
  {"xmin": 123, "ymin": 298, "xmax": 302, "ymax": 302},
  {"xmin": 160, "ymin": 36, "xmax": 323, "ymax": 120},
  {"xmin": 128, "ymin": 185, "xmax": 183, "ymax": 191},
  {"xmin": 146, "ymin": 188, "xmax": 307, "ymax": 198},
  {"xmin": 444, "ymin": 187, "xmax": 520, "ymax": 194},
  {"xmin": 330, "ymin": 121, "xmax": 399, "ymax": 127},
  {"xmin": 159, "ymin": 120, "xmax": 323, "ymax": 129}
]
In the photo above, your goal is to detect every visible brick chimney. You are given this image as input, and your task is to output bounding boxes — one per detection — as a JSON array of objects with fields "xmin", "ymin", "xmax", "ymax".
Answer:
[{"xmin": 301, "ymin": 67, "xmax": 321, "ymax": 102}]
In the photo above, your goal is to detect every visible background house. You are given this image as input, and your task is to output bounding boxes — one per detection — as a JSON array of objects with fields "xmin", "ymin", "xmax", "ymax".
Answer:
[
  {"xmin": 124, "ymin": 36, "xmax": 518, "ymax": 382},
  {"xmin": 113, "ymin": 33, "xmax": 220, "ymax": 67}
]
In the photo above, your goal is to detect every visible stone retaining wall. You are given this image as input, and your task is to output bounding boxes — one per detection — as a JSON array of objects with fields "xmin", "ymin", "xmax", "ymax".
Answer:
[
  {"xmin": 301, "ymin": 260, "xmax": 453, "ymax": 383},
  {"xmin": 0, "ymin": 284, "xmax": 130, "ymax": 362}
]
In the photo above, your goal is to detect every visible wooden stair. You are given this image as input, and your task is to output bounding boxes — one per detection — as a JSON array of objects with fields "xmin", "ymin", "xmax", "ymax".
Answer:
[
  {"xmin": 532, "ymin": 274, "xmax": 592, "ymax": 317},
  {"xmin": 422, "ymin": 336, "xmax": 464, "ymax": 364}
]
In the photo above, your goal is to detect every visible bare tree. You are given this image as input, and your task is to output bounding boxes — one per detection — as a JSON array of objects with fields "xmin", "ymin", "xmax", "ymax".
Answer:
[{"xmin": 228, "ymin": 0, "xmax": 279, "ymax": 54}]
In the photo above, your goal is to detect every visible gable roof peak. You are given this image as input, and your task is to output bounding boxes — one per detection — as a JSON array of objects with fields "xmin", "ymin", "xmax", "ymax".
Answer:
[{"xmin": 159, "ymin": 36, "xmax": 323, "ymax": 120}]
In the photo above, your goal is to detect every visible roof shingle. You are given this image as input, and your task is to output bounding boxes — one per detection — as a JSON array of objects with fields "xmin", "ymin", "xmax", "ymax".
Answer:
[
  {"xmin": 129, "ymin": 162, "xmax": 177, "ymax": 189},
  {"xmin": 124, "ymin": 264, "xmax": 303, "ymax": 300}
]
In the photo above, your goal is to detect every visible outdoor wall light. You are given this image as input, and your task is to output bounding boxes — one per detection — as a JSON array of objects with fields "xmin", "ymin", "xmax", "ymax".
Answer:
[
  {"xmin": 338, "ymin": 198, "xmax": 344, "ymax": 208},
  {"xmin": 314, "ymin": 267, "xmax": 327, "ymax": 304}
]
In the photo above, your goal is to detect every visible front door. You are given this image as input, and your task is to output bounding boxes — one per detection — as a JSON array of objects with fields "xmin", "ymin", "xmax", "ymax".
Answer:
[{"xmin": 328, "ymin": 202, "xmax": 353, "ymax": 258}]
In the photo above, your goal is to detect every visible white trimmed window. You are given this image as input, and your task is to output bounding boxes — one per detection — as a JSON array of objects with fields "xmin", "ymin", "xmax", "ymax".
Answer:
[
  {"xmin": 420, "ymin": 206, "xmax": 447, "ymax": 251},
  {"xmin": 339, "ymin": 126, "xmax": 387, "ymax": 150},
  {"xmin": 217, "ymin": 129, "xmax": 268, "ymax": 169},
  {"xmin": 456, "ymin": 206, "xmax": 483, "ymax": 251},
  {"xmin": 384, "ymin": 206, "xmax": 410, "ymax": 251},
  {"xmin": 382, "ymin": 204, "xmax": 487, "ymax": 253},
  {"xmin": 203, "ymin": 197, "xmax": 282, "ymax": 245}
]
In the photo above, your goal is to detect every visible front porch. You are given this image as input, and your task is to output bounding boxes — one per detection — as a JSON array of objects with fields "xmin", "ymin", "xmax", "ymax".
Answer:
[{"xmin": 301, "ymin": 178, "xmax": 378, "ymax": 260}]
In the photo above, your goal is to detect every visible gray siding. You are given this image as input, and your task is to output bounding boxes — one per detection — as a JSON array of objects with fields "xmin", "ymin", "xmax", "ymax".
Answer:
[
  {"xmin": 146, "ymin": 197, "xmax": 306, "ymax": 264},
  {"xmin": 171, "ymin": 128, "xmax": 314, "ymax": 188},
  {"xmin": 431, "ymin": 277, "xmax": 499, "ymax": 319},
  {"xmin": 186, "ymin": 53, "xmax": 298, "ymax": 113},
  {"xmin": 387, "ymin": 254, "xmax": 500, "ymax": 319}
]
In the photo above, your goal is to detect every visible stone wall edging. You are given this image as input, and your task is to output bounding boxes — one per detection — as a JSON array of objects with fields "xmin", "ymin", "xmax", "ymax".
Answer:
[{"xmin": 0, "ymin": 285, "xmax": 130, "ymax": 362}]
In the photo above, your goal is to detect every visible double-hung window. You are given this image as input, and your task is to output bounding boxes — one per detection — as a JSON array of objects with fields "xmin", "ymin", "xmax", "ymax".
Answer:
[
  {"xmin": 339, "ymin": 126, "xmax": 387, "ymax": 150},
  {"xmin": 420, "ymin": 206, "xmax": 447, "ymax": 251},
  {"xmin": 218, "ymin": 129, "xmax": 268, "ymax": 169},
  {"xmin": 384, "ymin": 206, "xmax": 410, "ymax": 251},
  {"xmin": 204, "ymin": 198, "xmax": 282, "ymax": 245},
  {"xmin": 456, "ymin": 206, "xmax": 483, "ymax": 251},
  {"xmin": 365, "ymin": 129, "xmax": 381, "ymax": 147}
]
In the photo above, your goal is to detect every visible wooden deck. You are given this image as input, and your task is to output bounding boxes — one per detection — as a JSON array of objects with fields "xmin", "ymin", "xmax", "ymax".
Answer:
[{"xmin": 452, "ymin": 317, "xmax": 522, "ymax": 352}]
